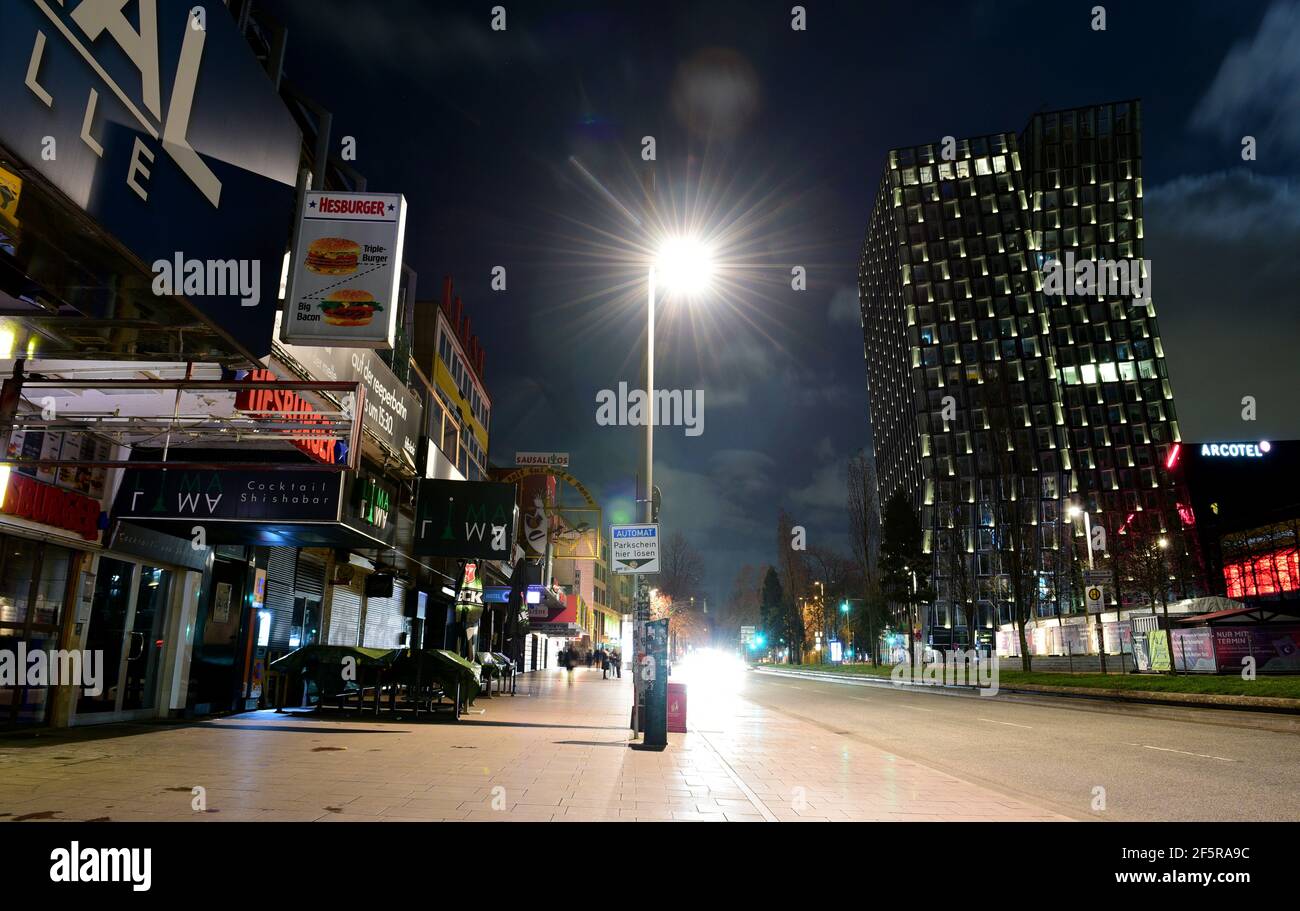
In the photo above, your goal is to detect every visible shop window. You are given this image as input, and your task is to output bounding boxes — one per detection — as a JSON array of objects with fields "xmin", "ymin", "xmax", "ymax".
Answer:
[
  {"xmin": 33, "ymin": 546, "xmax": 71, "ymax": 628},
  {"xmin": 0, "ymin": 539, "xmax": 37, "ymax": 626}
]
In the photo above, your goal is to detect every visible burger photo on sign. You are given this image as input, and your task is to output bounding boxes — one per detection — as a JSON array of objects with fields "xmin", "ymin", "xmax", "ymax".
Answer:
[
  {"xmin": 304, "ymin": 237, "xmax": 361, "ymax": 275},
  {"xmin": 318, "ymin": 288, "xmax": 383, "ymax": 327}
]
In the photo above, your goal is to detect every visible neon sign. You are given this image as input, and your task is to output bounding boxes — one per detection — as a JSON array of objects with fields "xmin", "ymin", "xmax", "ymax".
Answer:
[{"xmin": 1200, "ymin": 441, "xmax": 1271, "ymax": 459}]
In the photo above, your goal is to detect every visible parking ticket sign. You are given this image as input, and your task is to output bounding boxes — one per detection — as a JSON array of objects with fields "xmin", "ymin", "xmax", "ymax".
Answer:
[{"xmin": 611, "ymin": 523, "xmax": 659, "ymax": 574}]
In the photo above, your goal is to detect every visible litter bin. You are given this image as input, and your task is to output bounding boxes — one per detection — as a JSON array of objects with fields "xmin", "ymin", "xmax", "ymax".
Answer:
[{"xmin": 666, "ymin": 682, "xmax": 687, "ymax": 733}]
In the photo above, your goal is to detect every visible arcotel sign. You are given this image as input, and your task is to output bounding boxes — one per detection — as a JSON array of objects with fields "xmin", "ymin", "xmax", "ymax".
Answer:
[{"xmin": 1200, "ymin": 441, "xmax": 1271, "ymax": 459}]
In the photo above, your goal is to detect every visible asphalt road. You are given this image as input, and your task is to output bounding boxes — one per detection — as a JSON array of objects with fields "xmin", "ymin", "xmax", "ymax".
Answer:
[{"xmin": 740, "ymin": 670, "xmax": 1300, "ymax": 821}]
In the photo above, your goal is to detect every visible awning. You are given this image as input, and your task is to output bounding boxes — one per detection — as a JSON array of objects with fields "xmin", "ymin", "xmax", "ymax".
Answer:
[{"xmin": 1177, "ymin": 604, "xmax": 1300, "ymax": 625}]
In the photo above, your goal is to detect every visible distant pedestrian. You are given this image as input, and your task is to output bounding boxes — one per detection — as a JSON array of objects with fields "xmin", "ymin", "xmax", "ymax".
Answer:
[
  {"xmin": 613, "ymin": 650, "xmax": 622, "ymax": 677},
  {"xmin": 600, "ymin": 650, "xmax": 611, "ymax": 679}
]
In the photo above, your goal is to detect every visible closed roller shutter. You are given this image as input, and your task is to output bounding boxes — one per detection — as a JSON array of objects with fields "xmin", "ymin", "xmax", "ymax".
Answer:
[
  {"xmin": 328, "ymin": 576, "xmax": 362, "ymax": 646},
  {"xmin": 265, "ymin": 547, "xmax": 297, "ymax": 648},
  {"xmin": 295, "ymin": 551, "xmax": 326, "ymax": 599},
  {"xmin": 362, "ymin": 578, "xmax": 408, "ymax": 648}
]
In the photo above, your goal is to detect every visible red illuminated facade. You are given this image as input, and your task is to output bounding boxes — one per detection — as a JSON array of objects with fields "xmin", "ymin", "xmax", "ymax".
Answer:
[{"xmin": 1224, "ymin": 548, "xmax": 1300, "ymax": 599}]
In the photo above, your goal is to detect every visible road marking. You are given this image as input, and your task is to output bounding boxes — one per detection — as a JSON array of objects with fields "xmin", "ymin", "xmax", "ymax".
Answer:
[
  {"xmin": 978, "ymin": 718, "xmax": 1032, "ymax": 729},
  {"xmin": 1123, "ymin": 742, "xmax": 1237, "ymax": 763}
]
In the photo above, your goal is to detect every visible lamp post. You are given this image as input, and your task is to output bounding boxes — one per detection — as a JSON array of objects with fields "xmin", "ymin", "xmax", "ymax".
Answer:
[
  {"xmin": 633, "ymin": 238, "xmax": 713, "ymax": 745},
  {"xmin": 1068, "ymin": 504, "xmax": 1106, "ymax": 672}
]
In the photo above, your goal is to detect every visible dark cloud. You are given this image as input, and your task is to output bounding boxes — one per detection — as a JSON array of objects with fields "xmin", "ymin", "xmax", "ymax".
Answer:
[
  {"xmin": 1145, "ymin": 170, "xmax": 1300, "ymax": 442},
  {"xmin": 1190, "ymin": 1, "xmax": 1300, "ymax": 158}
]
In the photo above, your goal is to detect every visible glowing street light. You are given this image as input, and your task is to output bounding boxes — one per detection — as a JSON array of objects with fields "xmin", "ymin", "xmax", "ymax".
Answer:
[
  {"xmin": 656, "ymin": 236, "xmax": 715, "ymax": 297},
  {"xmin": 643, "ymin": 235, "xmax": 717, "ymax": 528}
]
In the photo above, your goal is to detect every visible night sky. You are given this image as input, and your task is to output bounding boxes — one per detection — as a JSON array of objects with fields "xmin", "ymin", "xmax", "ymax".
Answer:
[{"xmin": 261, "ymin": 0, "xmax": 1300, "ymax": 609}]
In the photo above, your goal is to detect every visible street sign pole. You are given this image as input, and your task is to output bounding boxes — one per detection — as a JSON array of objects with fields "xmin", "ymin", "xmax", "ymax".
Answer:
[{"xmin": 613, "ymin": 522, "xmax": 662, "ymax": 747}]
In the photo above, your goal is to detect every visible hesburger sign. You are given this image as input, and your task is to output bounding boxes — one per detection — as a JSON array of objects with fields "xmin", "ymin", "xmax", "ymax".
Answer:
[{"xmin": 281, "ymin": 190, "xmax": 407, "ymax": 349}]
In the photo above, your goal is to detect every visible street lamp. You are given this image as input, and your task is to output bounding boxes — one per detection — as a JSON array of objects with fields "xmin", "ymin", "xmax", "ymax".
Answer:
[
  {"xmin": 1068, "ymin": 503, "xmax": 1109, "ymax": 671},
  {"xmin": 643, "ymin": 236, "xmax": 715, "ymax": 525}
]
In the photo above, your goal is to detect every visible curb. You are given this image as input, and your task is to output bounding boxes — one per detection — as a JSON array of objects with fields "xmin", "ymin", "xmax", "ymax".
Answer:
[{"xmin": 751, "ymin": 666, "xmax": 1300, "ymax": 714}]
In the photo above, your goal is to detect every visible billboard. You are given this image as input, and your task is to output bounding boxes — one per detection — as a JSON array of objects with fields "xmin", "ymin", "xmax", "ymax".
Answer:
[
  {"xmin": 414, "ymin": 479, "xmax": 518, "ymax": 559},
  {"xmin": 0, "ymin": 0, "xmax": 302, "ymax": 359},
  {"xmin": 280, "ymin": 191, "xmax": 408, "ymax": 348}
]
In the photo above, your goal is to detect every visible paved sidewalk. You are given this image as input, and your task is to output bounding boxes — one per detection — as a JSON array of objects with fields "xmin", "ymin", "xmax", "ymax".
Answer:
[{"xmin": 0, "ymin": 667, "xmax": 1069, "ymax": 822}]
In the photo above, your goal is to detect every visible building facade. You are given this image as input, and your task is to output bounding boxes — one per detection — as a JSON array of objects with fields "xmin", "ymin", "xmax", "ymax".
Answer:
[{"xmin": 859, "ymin": 101, "xmax": 1192, "ymax": 655}]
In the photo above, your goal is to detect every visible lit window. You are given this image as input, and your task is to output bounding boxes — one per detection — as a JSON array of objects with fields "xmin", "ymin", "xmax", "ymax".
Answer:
[{"xmin": 1081, "ymin": 364, "xmax": 1098, "ymax": 384}]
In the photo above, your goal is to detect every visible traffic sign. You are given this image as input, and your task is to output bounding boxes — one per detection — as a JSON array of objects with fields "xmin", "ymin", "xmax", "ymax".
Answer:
[
  {"xmin": 1083, "ymin": 569, "xmax": 1113, "ymax": 585},
  {"xmin": 611, "ymin": 523, "xmax": 659, "ymax": 574},
  {"xmin": 1085, "ymin": 585, "xmax": 1106, "ymax": 614}
]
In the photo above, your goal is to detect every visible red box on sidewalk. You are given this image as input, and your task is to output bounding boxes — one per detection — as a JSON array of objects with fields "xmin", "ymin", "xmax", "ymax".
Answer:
[{"xmin": 667, "ymin": 682, "xmax": 687, "ymax": 733}]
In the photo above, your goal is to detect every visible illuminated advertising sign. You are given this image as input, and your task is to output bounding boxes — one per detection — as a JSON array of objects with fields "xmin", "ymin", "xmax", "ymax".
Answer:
[
  {"xmin": 281, "ymin": 191, "xmax": 407, "ymax": 349},
  {"xmin": 1199, "ymin": 441, "xmax": 1271, "ymax": 458},
  {"xmin": 234, "ymin": 369, "xmax": 340, "ymax": 465},
  {"xmin": 0, "ymin": 472, "xmax": 101, "ymax": 541}
]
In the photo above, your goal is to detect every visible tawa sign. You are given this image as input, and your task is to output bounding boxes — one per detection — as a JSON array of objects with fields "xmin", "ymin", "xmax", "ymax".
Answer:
[{"xmin": 414, "ymin": 479, "xmax": 518, "ymax": 560}]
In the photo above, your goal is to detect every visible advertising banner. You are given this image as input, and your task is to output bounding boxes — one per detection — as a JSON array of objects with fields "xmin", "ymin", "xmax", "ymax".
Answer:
[
  {"xmin": 1148, "ymin": 629, "xmax": 1172, "ymax": 672},
  {"xmin": 1171, "ymin": 627, "xmax": 1217, "ymax": 673},
  {"xmin": 518, "ymin": 473, "xmax": 556, "ymax": 558},
  {"xmin": 281, "ymin": 191, "xmax": 407, "ymax": 348},
  {"xmin": 0, "ymin": 0, "xmax": 302, "ymax": 359},
  {"xmin": 414, "ymin": 479, "xmax": 518, "ymax": 559},
  {"xmin": 1210, "ymin": 626, "xmax": 1300, "ymax": 673}
]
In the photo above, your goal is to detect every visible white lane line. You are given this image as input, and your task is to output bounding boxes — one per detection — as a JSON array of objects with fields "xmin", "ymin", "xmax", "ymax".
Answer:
[
  {"xmin": 978, "ymin": 718, "xmax": 1033, "ymax": 729},
  {"xmin": 1123, "ymin": 742, "xmax": 1237, "ymax": 763}
]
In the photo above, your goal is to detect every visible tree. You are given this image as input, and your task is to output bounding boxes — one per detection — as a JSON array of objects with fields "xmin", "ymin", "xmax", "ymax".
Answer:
[
  {"xmin": 717, "ymin": 564, "xmax": 763, "ymax": 649},
  {"xmin": 650, "ymin": 591, "xmax": 708, "ymax": 662},
  {"xmin": 1121, "ymin": 523, "xmax": 1177, "ymax": 674},
  {"xmin": 759, "ymin": 566, "xmax": 787, "ymax": 661},
  {"xmin": 880, "ymin": 491, "xmax": 931, "ymax": 653},
  {"xmin": 775, "ymin": 510, "xmax": 810, "ymax": 662},
  {"xmin": 847, "ymin": 451, "xmax": 889, "ymax": 663},
  {"xmin": 658, "ymin": 530, "xmax": 704, "ymax": 603},
  {"xmin": 807, "ymin": 545, "xmax": 858, "ymax": 655}
]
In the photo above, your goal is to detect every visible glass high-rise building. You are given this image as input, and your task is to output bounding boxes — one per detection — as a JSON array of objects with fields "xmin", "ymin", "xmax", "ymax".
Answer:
[{"xmin": 858, "ymin": 101, "xmax": 1191, "ymax": 654}]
